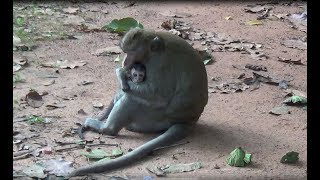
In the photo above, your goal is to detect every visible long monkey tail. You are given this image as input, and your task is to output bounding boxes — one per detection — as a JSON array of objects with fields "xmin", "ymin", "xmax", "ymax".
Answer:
[{"xmin": 68, "ymin": 124, "xmax": 191, "ymax": 177}]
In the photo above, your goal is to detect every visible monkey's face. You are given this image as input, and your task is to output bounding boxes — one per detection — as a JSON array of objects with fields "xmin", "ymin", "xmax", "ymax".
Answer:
[
  {"xmin": 130, "ymin": 68, "xmax": 145, "ymax": 83},
  {"xmin": 120, "ymin": 28, "xmax": 164, "ymax": 68}
]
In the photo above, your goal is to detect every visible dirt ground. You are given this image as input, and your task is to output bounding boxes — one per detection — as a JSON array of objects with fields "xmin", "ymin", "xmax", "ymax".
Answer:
[{"xmin": 13, "ymin": 1, "xmax": 307, "ymax": 179}]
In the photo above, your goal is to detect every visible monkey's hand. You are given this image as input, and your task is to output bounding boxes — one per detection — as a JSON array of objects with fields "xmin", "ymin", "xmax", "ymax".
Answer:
[
  {"xmin": 121, "ymin": 82, "xmax": 130, "ymax": 92},
  {"xmin": 78, "ymin": 117, "xmax": 103, "ymax": 139}
]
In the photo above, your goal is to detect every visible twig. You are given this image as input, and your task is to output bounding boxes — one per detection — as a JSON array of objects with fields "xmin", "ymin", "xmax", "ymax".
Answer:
[
  {"xmin": 13, "ymin": 149, "xmax": 33, "ymax": 157},
  {"xmin": 153, "ymin": 141, "xmax": 190, "ymax": 152},
  {"xmin": 13, "ymin": 153, "xmax": 31, "ymax": 160},
  {"xmin": 55, "ymin": 144, "xmax": 85, "ymax": 152},
  {"xmin": 86, "ymin": 143, "xmax": 118, "ymax": 147}
]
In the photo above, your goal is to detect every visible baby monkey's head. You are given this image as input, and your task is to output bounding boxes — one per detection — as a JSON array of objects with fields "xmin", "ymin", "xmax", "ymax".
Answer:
[{"xmin": 130, "ymin": 63, "xmax": 146, "ymax": 83}]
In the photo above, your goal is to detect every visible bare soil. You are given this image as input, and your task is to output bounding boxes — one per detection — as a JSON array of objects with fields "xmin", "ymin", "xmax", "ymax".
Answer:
[{"xmin": 13, "ymin": 1, "xmax": 307, "ymax": 179}]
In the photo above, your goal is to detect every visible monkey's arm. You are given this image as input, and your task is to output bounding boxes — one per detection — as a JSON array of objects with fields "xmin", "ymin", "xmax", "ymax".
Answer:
[
  {"xmin": 69, "ymin": 124, "xmax": 191, "ymax": 177},
  {"xmin": 116, "ymin": 67, "xmax": 130, "ymax": 91}
]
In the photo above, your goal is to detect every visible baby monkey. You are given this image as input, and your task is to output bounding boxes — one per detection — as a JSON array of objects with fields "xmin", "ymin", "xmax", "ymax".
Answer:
[{"xmin": 117, "ymin": 63, "xmax": 146, "ymax": 91}]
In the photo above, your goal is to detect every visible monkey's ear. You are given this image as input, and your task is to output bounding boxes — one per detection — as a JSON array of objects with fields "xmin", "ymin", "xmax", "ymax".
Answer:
[{"xmin": 150, "ymin": 36, "xmax": 165, "ymax": 52}]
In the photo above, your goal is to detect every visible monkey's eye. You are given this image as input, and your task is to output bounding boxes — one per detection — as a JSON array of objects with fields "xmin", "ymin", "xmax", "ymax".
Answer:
[
  {"xmin": 134, "ymin": 74, "xmax": 138, "ymax": 77},
  {"xmin": 139, "ymin": 74, "xmax": 143, "ymax": 77}
]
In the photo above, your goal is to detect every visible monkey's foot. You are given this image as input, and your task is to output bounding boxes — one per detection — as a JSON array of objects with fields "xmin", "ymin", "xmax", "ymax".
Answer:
[
  {"xmin": 78, "ymin": 117, "xmax": 102, "ymax": 139},
  {"xmin": 77, "ymin": 125, "xmax": 87, "ymax": 139}
]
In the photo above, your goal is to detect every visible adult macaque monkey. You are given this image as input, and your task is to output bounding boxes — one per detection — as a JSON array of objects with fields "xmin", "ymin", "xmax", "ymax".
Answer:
[{"xmin": 70, "ymin": 28, "xmax": 208, "ymax": 177}]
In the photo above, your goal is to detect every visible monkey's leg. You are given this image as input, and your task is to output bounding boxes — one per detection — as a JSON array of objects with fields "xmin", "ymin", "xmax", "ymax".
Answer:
[
  {"xmin": 68, "ymin": 123, "xmax": 192, "ymax": 177},
  {"xmin": 78, "ymin": 99, "xmax": 115, "ymax": 139},
  {"xmin": 82, "ymin": 96, "xmax": 133, "ymax": 136},
  {"xmin": 116, "ymin": 67, "xmax": 129, "ymax": 91}
]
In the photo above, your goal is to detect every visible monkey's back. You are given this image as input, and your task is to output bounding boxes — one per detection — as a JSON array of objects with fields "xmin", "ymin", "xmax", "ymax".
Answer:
[{"xmin": 156, "ymin": 31, "xmax": 208, "ymax": 123}]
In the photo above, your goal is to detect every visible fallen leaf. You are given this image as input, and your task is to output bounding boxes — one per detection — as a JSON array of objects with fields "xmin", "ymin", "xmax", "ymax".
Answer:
[
  {"xmin": 123, "ymin": 1, "xmax": 136, "ymax": 8},
  {"xmin": 280, "ymin": 151, "xmax": 299, "ymax": 164},
  {"xmin": 272, "ymin": 13, "xmax": 288, "ymax": 20},
  {"xmin": 57, "ymin": 60, "xmax": 87, "ymax": 69},
  {"xmin": 226, "ymin": 147, "xmax": 251, "ymax": 167},
  {"xmin": 42, "ymin": 80, "xmax": 55, "ymax": 86},
  {"xmin": 80, "ymin": 80, "xmax": 94, "ymax": 85},
  {"xmin": 146, "ymin": 166, "xmax": 166, "ymax": 177},
  {"xmin": 214, "ymin": 80, "xmax": 250, "ymax": 93},
  {"xmin": 46, "ymin": 104, "xmax": 66, "ymax": 110},
  {"xmin": 13, "ymin": 64, "xmax": 22, "ymax": 72},
  {"xmin": 244, "ymin": 5, "xmax": 272, "ymax": 13},
  {"xmin": 91, "ymin": 46, "xmax": 122, "ymax": 56},
  {"xmin": 246, "ymin": 20, "xmax": 263, "ymax": 25},
  {"xmin": 284, "ymin": 89, "xmax": 307, "ymax": 99},
  {"xmin": 111, "ymin": 149, "xmax": 123, "ymax": 157},
  {"xmin": 225, "ymin": 16, "xmax": 233, "ymax": 20},
  {"xmin": 169, "ymin": 29, "xmax": 181, "ymax": 36},
  {"xmin": 62, "ymin": 7, "xmax": 79, "ymax": 14},
  {"xmin": 288, "ymin": 11, "xmax": 307, "ymax": 33},
  {"xmin": 13, "ymin": 35, "xmax": 22, "ymax": 46},
  {"xmin": 160, "ymin": 162, "xmax": 202, "ymax": 173},
  {"xmin": 39, "ymin": 146, "xmax": 53, "ymax": 154},
  {"xmin": 283, "ymin": 95, "xmax": 307, "ymax": 105},
  {"xmin": 78, "ymin": 109, "xmax": 87, "ymax": 115},
  {"xmin": 245, "ymin": 64, "xmax": 267, "ymax": 71},
  {"xmin": 269, "ymin": 106, "xmax": 290, "ymax": 115},
  {"xmin": 80, "ymin": 148, "xmax": 109, "ymax": 160},
  {"xmin": 281, "ymin": 38, "xmax": 307, "ymax": 50},
  {"xmin": 76, "ymin": 23, "xmax": 106, "ymax": 33},
  {"xmin": 161, "ymin": 19, "xmax": 177, "ymax": 30},
  {"xmin": 13, "ymin": 56, "xmax": 28, "ymax": 66},
  {"xmin": 93, "ymin": 101, "xmax": 104, "ymax": 108},
  {"xmin": 42, "ymin": 159, "xmax": 74, "ymax": 176},
  {"xmin": 103, "ymin": 17, "xmax": 143, "ymax": 33},
  {"xmin": 197, "ymin": 49, "xmax": 214, "ymax": 65},
  {"xmin": 277, "ymin": 57, "xmax": 304, "ymax": 65},
  {"xmin": 26, "ymin": 90, "xmax": 44, "ymax": 108},
  {"xmin": 27, "ymin": 115, "xmax": 45, "ymax": 124},
  {"xmin": 22, "ymin": 164, "xmax": 46, "ymax": 179}
]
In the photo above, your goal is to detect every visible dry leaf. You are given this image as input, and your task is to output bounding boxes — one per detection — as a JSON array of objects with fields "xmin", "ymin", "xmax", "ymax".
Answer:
[
  {"xmin": 244, "ymin": 5, "xmax": 272, "ymax": 13},
  {"xmin": 62, "ymin": 7, "xmax": 79, "ymax": 14},
  {"xmin": 246, "ymin": 20, "xmax": 263, "ymax": 25},
  {"xmin": 57, "ymin": 60, "xmax": 87, "ymax": 69},
  {"xmin": 26, "ymin": 90, "xmax": 44, "ymax": 108},
  {"xmin": 91, "ymin": 46, "xmax": 122, "ymax": 56},
  {"xmin": 43, "ymin": 80, "xmax": 55, "ymax": 86},
  {"xmin": 281, "ymin": 39, "xmax": 307, "ymax": 50},
  {"xmin": 277, "ymin": 57, "xmax": 304, "ymax": 65}
]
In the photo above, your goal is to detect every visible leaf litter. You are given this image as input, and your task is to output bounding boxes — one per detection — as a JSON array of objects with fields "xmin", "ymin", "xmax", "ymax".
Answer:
[
  {"xmin": 147, "ymin": 162, "xmax": 202, "ymax": 176},
  {"xmin": 281, "ymin": 38, "xmax": 307, "ymax": 50}
]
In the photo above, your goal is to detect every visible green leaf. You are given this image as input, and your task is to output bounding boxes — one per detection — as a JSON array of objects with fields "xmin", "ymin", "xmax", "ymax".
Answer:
[
  {"xmin": 203, "ymin": 59, "xmax": 212, "ymax": 65},
  {"xmin": 111, "ymin": 149, "xmax": 123, "ymax": 157},
  {"xmin": 27, "ymin": 115, "xmax": 45, "ymax": 124},
  {"xmin": 15, "ymin": 16, "xmax": 25, "ymax": 26},
  {"xmin": 226, "ymin": 147, "xmax": 246, "ymax": 167},
  {"xmin": 103, "ymin": 17, "xmax": 143, "ymax": 33},
  {"xmin": 280, "ymin": 151, "xmax": 299, "ymax": 164},
  {"xmin": 94, "ymin": 157, "xmax": 111, "ymax": 164},
  {"xmin": 75, "ymin": 140, "xmax": 86, "ymax": 145},
  {"xmin": 80, "ymin": 148, "xmax": 109, "ymax": 160},
  {"xmin": 283, "ymin": 95, "xmax": 307, "ymax": 105},
  {"xmin": 244, "ymin": 153, "xmax": 252, "ymax": 164},
  {"xmin": 246, "ymin": 20, "xmax": 263, "ymax": 26}
]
